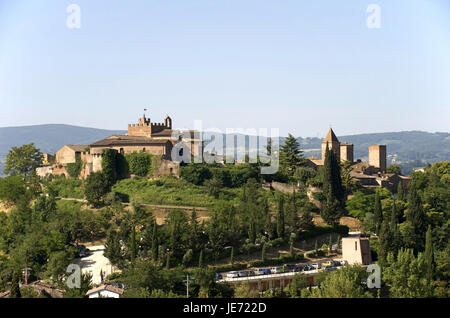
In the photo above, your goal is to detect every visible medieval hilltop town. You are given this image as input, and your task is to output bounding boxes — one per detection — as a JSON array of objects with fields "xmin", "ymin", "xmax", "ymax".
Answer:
[{"xmin": 36, "ymin": 113, "xmax": 411, "ymax": 192}]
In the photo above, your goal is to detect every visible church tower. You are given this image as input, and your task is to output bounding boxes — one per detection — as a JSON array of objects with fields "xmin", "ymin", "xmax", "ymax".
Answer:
[{"xmin": 321, "ymin": 128, "xmax": 340, "ymax": 161}]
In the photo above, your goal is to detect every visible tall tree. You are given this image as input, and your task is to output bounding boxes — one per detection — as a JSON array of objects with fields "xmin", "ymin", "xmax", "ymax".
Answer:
[
  {"xmin": 279, "ymin": 134, "xmax": 304, "ymax": 177},
  {"xmin": 390, "ymin": 204, "xmax": 402, "ymax": 254},
  {"xmin": 4, "ymin": 143, "xmax": 43, "ymax": 178},
  {"xmin": 424, "ymin": 225, "xmax": 434, "ymax": 283},
  {"xmin": 276, "ymin": 195, "xmax": 285, "ymax": 238},
  {"xmin": 321, "ymin": 144, "xmax": 345, "ymax": 226},
  {"xmin": 373, "ymin": 192, "xmax": 383, "ymax": 234},
  {"xmin": 9, "ymin": 271, "xmax": 22, "ymax": 298},
  {"xmin": 406, "ymin": 181, "xmax": 426, "ymax": 250},
  {"xmin": 84, "ymin": 172, "xmax": 109, "ymax": 207},
  {"xmin": 151, "ymin": 220, "xmax": 158, "ymax": 261},
  {"xmin": 397, "ymin": 182, "xmax": 405, "ymax": 201}
]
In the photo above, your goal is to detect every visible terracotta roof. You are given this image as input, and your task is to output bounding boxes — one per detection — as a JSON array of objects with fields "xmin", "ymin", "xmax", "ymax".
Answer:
[
  {"xmin": 90, "ymin": 135, "xmax": 171, "ymax": 147},
  {"xmin": 86, "ymin": 284, "xmax": 124, "ymax": 296},
  {"xmin": 65, "ymin": 145, "xmax": 88, "ymax": 152},
  {"xmin": 323, "ymin": 128, "xmax": 339, "ymax": 143}
]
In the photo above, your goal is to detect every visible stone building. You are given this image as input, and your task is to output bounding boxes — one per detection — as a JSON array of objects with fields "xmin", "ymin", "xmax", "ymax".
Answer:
[
  {"xmin": 36, "ymin": 113, "xmax": 202, "ymax": 179},
  {"xmin": 55, "ymin": 145, "xmax": 88, "ymax": 165},
  {"xmin": 368, "ymin": 145, "xmax": 387, "ymax": 173},
  {"xmin": 306, "ymin": 128, "xmax": 405, "ymax": 191},
  {"xmin": 342, "ymin": 235, "xmax": 372, "ymax": 265}
]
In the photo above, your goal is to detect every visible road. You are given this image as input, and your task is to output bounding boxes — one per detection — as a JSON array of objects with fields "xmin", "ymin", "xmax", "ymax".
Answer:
[
  {"xmin": 77, "ymin": 245, "xmax": 115, "ymax": 286},
  {"xmin": 57, "ymin": 197, "xmax": 209, "ymax": 211}
]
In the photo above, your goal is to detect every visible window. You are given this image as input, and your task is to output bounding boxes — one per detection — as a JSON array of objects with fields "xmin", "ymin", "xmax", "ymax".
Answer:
[{"xmin": 355, "ymin": 241, "xmax": 358, "ymax": 251}]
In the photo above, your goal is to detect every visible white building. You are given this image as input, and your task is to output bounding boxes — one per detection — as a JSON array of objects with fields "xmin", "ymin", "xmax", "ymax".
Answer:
[{"xmin": 86, "ymin": 284, "xmax": 124, "ymax": 298}]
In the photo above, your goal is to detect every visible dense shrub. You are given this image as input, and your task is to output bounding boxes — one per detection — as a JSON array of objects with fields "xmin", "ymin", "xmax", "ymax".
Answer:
[
  {"xmin": 180, "ymin": 164, "xmax": 212, "ymax": 185},
  {"xmin": 84, "ymin": 172, "xmax": 109, "ymax": 207},
  {"xmin": 125, "ymin": 152, "xmax": 155, "ymax": 177},
  {"xmin": 0, "ymin": 175, "xmax": 26, "ymax": 204},
  {"xmin": 66, "ymin": 158, "xmax": 82, "ymax": 179},
  {"xmin": 181, "ymin": 163, "xmax": 260, "ymax": 188},
  {"xmin": 47, "ymin": 175, "xmax": 84, "ymax": 199},
  {"xmin": 296, "ymin": 225, "xmax": 349, "ymax": 242}
]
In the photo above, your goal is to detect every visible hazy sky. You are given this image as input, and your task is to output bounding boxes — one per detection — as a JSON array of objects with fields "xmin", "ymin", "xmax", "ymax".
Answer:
[{"xmin": 0, "ymin": 0, "xmax": 449, "ymax": 137}]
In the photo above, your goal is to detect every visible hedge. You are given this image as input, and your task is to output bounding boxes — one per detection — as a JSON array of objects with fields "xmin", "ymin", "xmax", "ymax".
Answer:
[{"xmin": 296, "ymin": 225, "xmax": 349, "ymax": 242}]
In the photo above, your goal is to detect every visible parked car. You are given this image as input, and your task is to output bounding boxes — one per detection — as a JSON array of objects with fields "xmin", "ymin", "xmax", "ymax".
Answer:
[
  {"xmin": 215, "ymin": 273, "xmax": 223, "ymax": 279},
  {"xmin": 302, "ymin": 264, "xmax": 314, "ymax": 271},
  {"xmin": 262, "ymin": 268, "xmax": 271, "ymax": 275},
  {"xmin": 73, "ymin": 244, "xmax": 91, "ymax": 258},
  {"xmin": 295, "ymin": 265, "xmax": 305, "ymax": 272},
  {"xmin": 321, "ymin": 261, "xmax": 333, "ymax": 267},
  {"xmin": 323, "ymin": 265, "xmax": 334, "ymax": 271},
  {"xmin": 226, "ymin": 271, "xmax": 239, "ymax": 278},
  {"xmin": 284, "ymin": 264, "xmax": 296, "ymax": 272},
  {"xmin": 339, "ymin": 260, "xmax": 347, "ymax": 266},
  {"xmin": 247, "ymin": 270, "xmax": 255, "ymax": 277},
  {"xmin": 253, "ymin": 269, "xmax": 265, "ymax": 276},
  {"xmin": 311, "ymin": 263, "xmax": 321, "ymax": 269},
  {"xmin": 333, "ymin": 260, "xmax": 342, "ymax": 267},
  {"xmin": 237, "ymin": 271, "xmax": 249, "ymax": 277},
  {"xmin": 270, "ymin": 267, "xmax": 283, "ymax": 274}
]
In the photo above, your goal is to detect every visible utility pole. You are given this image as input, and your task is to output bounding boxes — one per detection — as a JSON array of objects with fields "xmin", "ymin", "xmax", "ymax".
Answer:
[{"xmin": 183, "ymin": 274, "xmax": 192, "ymax": 298}]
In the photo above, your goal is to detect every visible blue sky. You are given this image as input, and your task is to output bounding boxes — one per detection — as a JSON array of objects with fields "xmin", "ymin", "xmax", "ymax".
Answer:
[{"xmin": 0, "ymin": 0, "xmax": 449, "ymax": 137}]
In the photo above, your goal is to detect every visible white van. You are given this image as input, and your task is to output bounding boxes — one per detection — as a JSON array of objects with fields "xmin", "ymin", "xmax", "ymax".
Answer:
[
  {"xmin": 253, "ymin": 269, "xmax": 265, "ymax": 276},
  {"xmin": 270, "ymin": 267, "xmax": 282, "ymax": 274},
  {"xmin": 226, "ymin": 271, "xmax": 239, "ymax": 278}
]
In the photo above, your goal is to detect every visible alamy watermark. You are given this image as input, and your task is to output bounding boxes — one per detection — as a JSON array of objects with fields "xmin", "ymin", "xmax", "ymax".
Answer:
[
  {"xmin": 169, "ymin": 120, "xmax": 280, "ymax": 175},
  {"xmin": 366, "ymin": 4, "xmax": 381, "ymax": 29},
  {"xmin": 66, "ymin": 4, "xmax": 81, "ymax": 29}
]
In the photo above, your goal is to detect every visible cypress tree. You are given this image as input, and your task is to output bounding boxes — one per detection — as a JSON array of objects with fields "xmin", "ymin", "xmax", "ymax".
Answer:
[
  {"xmin": 166, "ymin": 253, "xmax": 170, "ymax": 269},
  {"xmin": 373, "ymin": 192, "xmax": 383, "ymax": 234},
  {"xmin": 9, "ymin": 271, "xmax": 21, "ymax": 298},
  {"xmin": 262, "ymin": 243, "xmax": 267, "ymax": 261},
  {"xmin": 378, "ymin": 219, "xmax": 393, "ymax": 263},
  {"xmin": 151, "ymin": 220, "xmax": 158, "ymax": 261},
  {"xmin": 230, "ymin": 247, "xmax": 234, "ymax": 266},
  {"xmin": 406, "ymin": 181, "xmax": 426, "ymax": 250},
  {"xmin": 277, "ymin": 195, "xmax": 285, "ymax": 238},
  {"xmin": 424, "ymin": 225, "xmax": 434, "ymax": 283},
  {"xmin": 328, "ymin": 235, "xmax": 333, "ymax": 253},
  {"xmin": 130, "ymin": 223, "xmax": 136, "ymax": 263},
  {"xmin": 397, "ymin": 182, "xmax": 405, "ymax": 201},
  {"xmin": 390, "ymin": 204, "xmax": 402, "ymax": 253},
  {"xmin": 198, "ymin": 250, "xmax": 204, "ymax": 268},
  {"xmin": 290, "ymin": 240, "xmax": 294, "ymax": 256},
  {"xmin": 321, "ymin": 144, "xmax": 345, "ymax": 226}
]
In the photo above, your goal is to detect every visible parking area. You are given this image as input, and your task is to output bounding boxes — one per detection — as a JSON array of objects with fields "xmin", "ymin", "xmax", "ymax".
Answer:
[{"xmin": 217, "ymin": 259, "xmax": 346, "ymax": 281}]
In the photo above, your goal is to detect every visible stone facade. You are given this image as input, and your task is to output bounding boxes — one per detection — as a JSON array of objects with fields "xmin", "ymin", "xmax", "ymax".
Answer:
[
  {"xmin": 321, "ymin": 128, "xmax": 340, "ymax": 161},
  {"xmin": 340, "ymin": 143, "xmax": 354, "ymax": 163},
  {"xmin": 55, "ymin": 145, "xmax": 87, "ymax": 165},
  {"xmin": 368, "ymin": 145, "xmax": 387, "ymax": 173},
  {"xmin": 37, "ymin": 114, "xmax": 199, "ymax": 180},
  {"xmin": 342, "ymin": 236, "xmax": 372, "ymax": 265}
]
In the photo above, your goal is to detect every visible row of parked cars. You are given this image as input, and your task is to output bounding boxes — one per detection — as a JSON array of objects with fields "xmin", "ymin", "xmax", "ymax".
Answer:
[{"xmin": 219, "ymin": 260, "xmax": 347, "ymax": 279}]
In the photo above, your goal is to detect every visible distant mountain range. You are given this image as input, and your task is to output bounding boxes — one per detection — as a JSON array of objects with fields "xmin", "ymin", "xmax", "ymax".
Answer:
[{"xmin": 0, "ymin": 124, "xmax": 448, "ymax": 176}]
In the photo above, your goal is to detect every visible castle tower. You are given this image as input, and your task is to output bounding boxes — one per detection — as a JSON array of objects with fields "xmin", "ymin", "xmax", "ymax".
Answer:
[
  {"xmin": 321, "ymin": 128, "xmax": 340, "ymax": 161},
  {"xmin": 340, "ymin": 143, "xmax": 354, "ymax": 163},
  {"xmin": 128, "ymin": 114, "xmax": 152, "ymax": 137},
  {"xmin": 164, "ymin": 115, "xmax": 172, "ymax": 129},
  {"xmin": 368, "ymin": 145, "xmax": 386, "ymax": 172}
]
